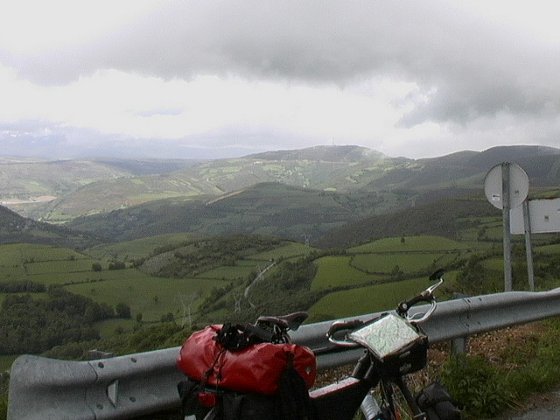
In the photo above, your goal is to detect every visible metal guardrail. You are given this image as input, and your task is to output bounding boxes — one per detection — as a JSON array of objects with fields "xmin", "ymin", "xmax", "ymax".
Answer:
[{"xmin": 8, "ymin": 288, "xmax": 560, "ymax": 419}]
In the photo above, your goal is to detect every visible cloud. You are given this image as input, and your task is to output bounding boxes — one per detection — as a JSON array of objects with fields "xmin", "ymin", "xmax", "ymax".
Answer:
[
  {"xmin": 4, "ymin": 1, "xmax": 560, "ymax": 126},
  {"xmin": 2, "ymin": 0, "xmax": 560, "ymax": 158}
]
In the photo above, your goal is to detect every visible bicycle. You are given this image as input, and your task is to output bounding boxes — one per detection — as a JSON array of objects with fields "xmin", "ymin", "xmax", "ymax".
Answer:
[
  {"xmin": 313, "ymin": 268, "xmax": 460, "ymax": 419},
  {"xmin": 177, "ymin": 269, "xmax": 461, "ymax": 419}
]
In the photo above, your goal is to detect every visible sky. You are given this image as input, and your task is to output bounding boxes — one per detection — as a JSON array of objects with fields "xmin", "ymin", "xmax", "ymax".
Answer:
[{"xmin": 1, "ymin": 0, "xmax": 560, "ymax": 160}]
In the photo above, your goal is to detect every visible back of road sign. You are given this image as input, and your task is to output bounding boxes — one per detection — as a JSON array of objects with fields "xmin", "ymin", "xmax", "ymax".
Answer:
[{"xmin": 484, "ymin": 163, "xmax": 529, "ymax": 210}]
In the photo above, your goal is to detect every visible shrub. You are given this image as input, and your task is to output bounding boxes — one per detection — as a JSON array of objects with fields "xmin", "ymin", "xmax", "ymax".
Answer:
[
  {"xmin": 440, "ymin": 355, "xmax": 516, "ymax": 418},
  {"xmin": 0, "ymin": 396, "xmax": 6, "ymax": 420},
  {"xmin": 115, "ymin": 303, "xmax": 131, "ymax": 319}
]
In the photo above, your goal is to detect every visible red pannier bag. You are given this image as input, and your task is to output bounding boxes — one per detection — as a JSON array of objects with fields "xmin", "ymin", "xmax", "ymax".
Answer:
[{"xmin": 177, "ymin": 324, "xmax": 317, "ymax": 395}]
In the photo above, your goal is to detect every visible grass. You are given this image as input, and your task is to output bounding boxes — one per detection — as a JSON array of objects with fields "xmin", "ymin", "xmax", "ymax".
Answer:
[
  {"xmin": 441, "ymin": 319, "xmax": 560, "ymax": 418},
  {"xmin": 85, "ymin": 233, "xmax": 198, "ymax": 260},
  {"xmin": 94, "ymin": 318, "xmax": 136, "ymax": 339},
  {"xmin": 250, "ymin": 242, "xmax": 315, "ymax": 260},
  {"xmin": 482, "ymin": 257, "xmax": 504, "ymax": 272},
  {"xmin": 195, "ymin": 263, "xmax": 259, "ymax": 281},
  {"xmin": 0, "ymin": 355, "xmax": 17, "ymax": 373},
  {"xmin": 65, "ymin": 273, "xmax": 225, "ymax": 322},
  {"xmin": 350, "ymin": 252, "xmax": 459, "ymax": 274},
  {"xmin": 0, "ymin": 243, "xmax": 84, "ymax": 264},
  {"xmin": 309, "ymin": 277, "xmax": 433, "ymax": 320},
  {"xmin": 348, "ymin": 236, "xmax": 471, "ymax": 253},
  {"xmin": 310, "ymin": 256, "xmax": 379, "ymax": 291},
  {"xmin": 535, "ymin": 243, "xmax": 560, "ymax": 255}
]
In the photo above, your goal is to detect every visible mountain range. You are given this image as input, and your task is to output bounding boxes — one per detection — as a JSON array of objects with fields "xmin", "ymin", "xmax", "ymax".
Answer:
[{"xmin": 0, "ymin": 144, "xmax": 559, "ymax": 247}]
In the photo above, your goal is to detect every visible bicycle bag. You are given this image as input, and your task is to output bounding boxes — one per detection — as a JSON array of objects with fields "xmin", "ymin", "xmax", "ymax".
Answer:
[
  {"xmin": 176, "ymin": 324, "xmax": 317, "ymax": 395},
  {"xmin": 349, "ymin": 313, "xmax": 428, "ymax": 376},
  {"xmin": 416, "ymin": 382, "xmax": 462, "ymax": 420}
]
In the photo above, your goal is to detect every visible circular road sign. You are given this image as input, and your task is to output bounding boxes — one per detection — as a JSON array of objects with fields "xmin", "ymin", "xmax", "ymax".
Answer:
[{"xmin": 484, "ymin": 163, "xmax": 529, "ymax": 210}]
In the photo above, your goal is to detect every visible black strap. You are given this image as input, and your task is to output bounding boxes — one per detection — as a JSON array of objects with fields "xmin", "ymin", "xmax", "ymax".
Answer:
[{"xmin": 214, "ymin": 323, "xmax": 272, "ymax": 352}]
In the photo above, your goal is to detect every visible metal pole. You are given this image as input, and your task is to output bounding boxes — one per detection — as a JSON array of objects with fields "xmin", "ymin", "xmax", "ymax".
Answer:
[
  {"xmin": 523, "ymin": 200, "xmax": 535, "ymax": 291},
  {"xmin": 502, "ymin": 162, "xmax": 512, "ymax": 291}
]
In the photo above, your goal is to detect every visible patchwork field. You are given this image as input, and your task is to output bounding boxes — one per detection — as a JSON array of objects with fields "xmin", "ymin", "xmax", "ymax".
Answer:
[{"xmin": 309, "ymin": 271, "xmax": 460, "ymax": 321}]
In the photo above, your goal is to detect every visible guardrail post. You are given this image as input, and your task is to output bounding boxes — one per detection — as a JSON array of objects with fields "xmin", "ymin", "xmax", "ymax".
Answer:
[{"xmin": 451, "ymin": 336, "xmax": 468, "ymax": 354}]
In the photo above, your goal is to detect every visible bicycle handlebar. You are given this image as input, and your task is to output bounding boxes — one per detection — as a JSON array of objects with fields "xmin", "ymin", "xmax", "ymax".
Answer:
[
  {"xmin": 327, "ymin": 270, "xmax": 445, "ymax": 346},
  {"xmin": 326, "ymin": 319, "xmax": 366, "ymax": 347}
]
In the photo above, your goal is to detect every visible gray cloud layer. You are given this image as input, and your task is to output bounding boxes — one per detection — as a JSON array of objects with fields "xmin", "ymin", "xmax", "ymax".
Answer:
[
  {"xmin": 5, "ymin": 2, "xmax": 560, "ymax": 120},
  {"xmin": 2, "ymin": 0, "xmax": 560, "ymax": 157}
]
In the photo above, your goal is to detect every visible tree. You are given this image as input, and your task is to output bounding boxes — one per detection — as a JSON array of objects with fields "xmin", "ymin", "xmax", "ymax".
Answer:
[
  {"xmin": 108, "ymin": 261, "xmax": 126, "ymax": 270},
  {"xmin": 91, "ymin": 262, "xmax": 102, "ymax": 272},
  {"xmin": 115, "ymin": 302, "xmax": 131, "ymax": 319},
  {"xmin": 161, "ymin": 312, "xmax": 175, "ymax": 323}
]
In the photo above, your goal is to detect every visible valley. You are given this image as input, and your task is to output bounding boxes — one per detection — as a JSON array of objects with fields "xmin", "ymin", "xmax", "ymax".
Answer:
[{"xmin": 2, "ymin": 145, "xmax": 560, "ymax": 417}]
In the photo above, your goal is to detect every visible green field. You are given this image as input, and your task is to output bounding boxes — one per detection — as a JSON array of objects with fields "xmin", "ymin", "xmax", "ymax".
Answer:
[
  {"xmin": 85, "ymin": 233, "xmax": 198, "ymax": 260},
  {"xmin": 311, "ymin": 256, "xmax": 379, "ymax": 291},
  {"xmin": 250, "ymin": 242, "xmax": 315, "ymax": 261},
  {"xmin": 65, "ymin": 272, "xmax": 225, "ymax": 322},
  {"xmin": 0, "ymin": 225, "xmax": 554, "ymax": 359},
  {"xmin": 350, "ymin": 252, "xmax": 459, "ymax": 274},
  {"xmin": 94, "ymin": 318, "xmax": 137, "ymax": 338},
  {"xmin": 482, "ymin": 258, "xmax": 505, "ymax": 272},
  {"xmin": 309, "ymin": 277, "xmax": 433, "ymax": 320},
  {"xmin": 309, "ymin": 271, "xmax": 460, "ymax": 320},
  {"xmin": 0, "ymin": 243, "xmax": 230, "ymax": 323},
  {"xmin": 196, "ymin": 262, "xmax": 260, "ymax": 280},
  {"xmin": 348, "ymin": 236, "xmax": 471, "ymax": 253},
  {"xmin": 0, "ymin": 243, "xmax": 85, "ymax": 265},
  {"xmin": 536, "ymin": 243, "xmax": 560, "ymax": 255}
]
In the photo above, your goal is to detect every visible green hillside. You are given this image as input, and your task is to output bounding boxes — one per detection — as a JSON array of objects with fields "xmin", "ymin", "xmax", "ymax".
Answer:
[
  {"xmin": 0, "ymin": 205, "xmax": 96, "ymax": 248},
  {"xmin": 316, "ymin": 198, "xmax": 499, "ymax": 248},
  {"xmin": 66, "ymin": 182, "xmax": 411, "ymax": 243},
  {"xmin": 4, "ymin": 144, "xmax": 560, "ymax": 225},
  {"xmin": 43, "ymin": 173, "xmax": 220, "ymax": 223}
]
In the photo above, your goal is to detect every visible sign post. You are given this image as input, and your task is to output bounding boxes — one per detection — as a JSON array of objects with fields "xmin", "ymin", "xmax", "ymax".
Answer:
[
  {"xmin": 484, "ymin": 162, "xmax": 529, "ymax": 291},
  {"xmin": 522, "ymin": 200, "xmax": 535, "ymax": 291}
]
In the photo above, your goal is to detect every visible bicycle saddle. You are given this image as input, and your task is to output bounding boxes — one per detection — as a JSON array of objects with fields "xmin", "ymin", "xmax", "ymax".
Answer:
[{"xmin": 256, "ymin": 311, "xmax": 309, "ymax": 331}]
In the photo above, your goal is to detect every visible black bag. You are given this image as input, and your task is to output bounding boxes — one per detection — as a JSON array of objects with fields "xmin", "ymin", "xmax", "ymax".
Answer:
[
  {"xmin": 416, "ymin": 382, "xmax": 462, "ymax": 420},
  {"xmin": 178, "ymin": 386, "xmax": 313, "ymax": 420}
]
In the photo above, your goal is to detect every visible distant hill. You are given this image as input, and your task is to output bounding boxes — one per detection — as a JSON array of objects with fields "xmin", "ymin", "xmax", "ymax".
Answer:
[
  {"xmin": 316, "ymin": 197, "xmax": 498, "ymax": 249},
  {"xmin": 248, "ymin": 144, "xmax": 385, "ymax": 162},
  {"xmin": 38, "ymin": 145, "xmax": 404, "ymax": 221},
  {"xmin": 4, "ymin": 144, "xmax": 560, "ymax": 225},
  {"xmin": 0, "ymin": 158, "xmax": 203, "ymax": 220},
  {"xmin": 67, "ymin": 182, "xmax": 409, "ymax": 243},
  {"xmin": 0, "ymin": 205, "xmax": 96, "ymax": 248},
  {"xmin": 91, "ymin": 158, "xmax": 203, "ymax": 176},
  {"xmin": 364, "ymin": 145, "xmax": 560, "ymax": 191}
]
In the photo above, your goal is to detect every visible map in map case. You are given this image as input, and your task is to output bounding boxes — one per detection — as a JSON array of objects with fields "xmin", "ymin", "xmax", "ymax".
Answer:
[{"xmin": 349, "ymin": 313, "xmax": 423, "ymax": 359}]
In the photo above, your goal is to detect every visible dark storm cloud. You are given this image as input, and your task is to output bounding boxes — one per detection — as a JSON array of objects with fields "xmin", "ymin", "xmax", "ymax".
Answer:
[{"xmin": 3, "ymin": 0, "xmax": 560, "ymax": 128}]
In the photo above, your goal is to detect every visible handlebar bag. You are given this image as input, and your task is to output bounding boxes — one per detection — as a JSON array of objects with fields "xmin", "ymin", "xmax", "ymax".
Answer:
[
  {"xmin": 349, "ymin": 313, "xmax": 428, "ymax": 376},
  {"xmin": 177, "ymin": 324, "xmax": 317, "ymax": 395}
]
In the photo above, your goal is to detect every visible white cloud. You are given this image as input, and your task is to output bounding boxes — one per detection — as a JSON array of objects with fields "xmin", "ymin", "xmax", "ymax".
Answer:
[{"xmin": 2, "ymin": 0, "xmax": 560, "ymax": 159}]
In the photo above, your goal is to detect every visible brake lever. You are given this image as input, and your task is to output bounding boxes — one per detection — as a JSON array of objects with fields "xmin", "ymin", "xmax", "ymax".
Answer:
[
  {"xmin": 405, "ymin": 276, "xmax": 444, "ymax": 323},
  {"xmin": 425, "ymin": 278, "xmax": 444, "ymax": 295}
]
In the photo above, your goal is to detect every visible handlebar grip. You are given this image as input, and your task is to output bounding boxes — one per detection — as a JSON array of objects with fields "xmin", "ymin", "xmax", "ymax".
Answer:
[{"xmin": 326, "ymin": 319, "xmax": 364, "ymax": 338}]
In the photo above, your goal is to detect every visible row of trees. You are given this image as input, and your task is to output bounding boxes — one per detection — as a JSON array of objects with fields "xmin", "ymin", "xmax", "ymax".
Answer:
[{"xmin": 0, "ymin": 287, "xmax": 131, "ymax": 354}]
